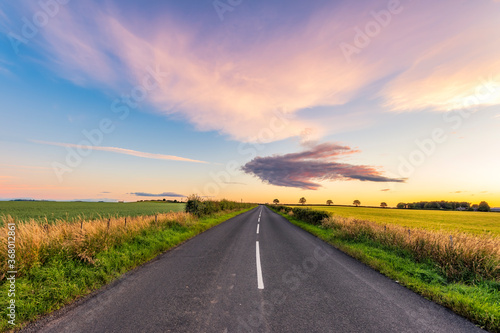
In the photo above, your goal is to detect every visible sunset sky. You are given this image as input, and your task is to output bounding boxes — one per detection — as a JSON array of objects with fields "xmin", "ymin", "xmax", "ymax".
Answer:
[{"xmin": 0, "ymin": 0, "xmax": 499, "ymax": 206}]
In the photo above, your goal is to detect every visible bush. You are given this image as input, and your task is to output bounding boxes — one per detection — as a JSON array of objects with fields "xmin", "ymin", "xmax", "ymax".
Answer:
[
  {"xmin": 291, "ymin": 207, "xmax": 329, "ymax": 225},
  {"xmin": 185, "ymin": 195, "xmax": 254, "ymax": 217},
  {"xmin": 271, "ymin": 205, "xmax": 329, "ymax": 226}
]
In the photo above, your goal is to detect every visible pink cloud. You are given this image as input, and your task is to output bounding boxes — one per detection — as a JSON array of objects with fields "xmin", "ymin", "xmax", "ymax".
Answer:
[
  {"xmin": 33, "ymin": 2, "xmax": 390, "ymax": 142},
  {"xmin": 31, "ymin": 0, "xmax": 500, "ymax": 142}
]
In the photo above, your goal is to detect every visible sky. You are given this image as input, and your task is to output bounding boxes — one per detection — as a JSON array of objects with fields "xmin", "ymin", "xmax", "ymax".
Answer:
[{"xmin": 0, "ymin": 0, "xmax": 499, "ymax": 206}]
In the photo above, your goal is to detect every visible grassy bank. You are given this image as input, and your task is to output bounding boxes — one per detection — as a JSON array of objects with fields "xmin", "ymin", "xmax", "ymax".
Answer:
[
  {"xmin": 270, "ymin": 206, "xmax": 500, "ymax": 332},
  {"xmin": 0, "ymin": 206, "xmax": 254, "ymax": 331}
]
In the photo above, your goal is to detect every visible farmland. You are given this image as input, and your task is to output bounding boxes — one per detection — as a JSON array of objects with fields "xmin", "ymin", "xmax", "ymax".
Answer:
[
  {"xmin": 292, "ymin": 205, "xmax": 500, "ymax": 236},
  {"xmin": 0, "ymin": 201, "xmax": 185, "ymax": 225}
]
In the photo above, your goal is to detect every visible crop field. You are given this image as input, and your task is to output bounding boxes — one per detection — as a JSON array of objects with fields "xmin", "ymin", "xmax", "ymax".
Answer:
[
  {"xmin": 0, "ymin": 201, "xmax": 186, "ymax": 225},
  {"xmin": 292, "ymin": 205, "xmax": 500, "ymax": 236}
]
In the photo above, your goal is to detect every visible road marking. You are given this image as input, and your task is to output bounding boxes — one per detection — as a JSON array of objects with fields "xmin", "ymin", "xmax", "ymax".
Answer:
[
  {"xmin": 256, "ymin": 224, "xmax": 260, "ymax": 234},
  {"xmin": 256, "ymin": 241, "xmax": 264, "ymax": 289},
  {"xmin": 258, "ymin": 217, "xmax": 260, "ymax": 222}
]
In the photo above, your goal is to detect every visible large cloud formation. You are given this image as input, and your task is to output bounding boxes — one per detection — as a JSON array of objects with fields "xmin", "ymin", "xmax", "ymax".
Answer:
[
  {"xmin": 242, "ymin": 143, "xmax": 405, "ymax": 190},
  {"xmin": 5, "ymin": 0, "xmax": 499, "ymax": 143}
]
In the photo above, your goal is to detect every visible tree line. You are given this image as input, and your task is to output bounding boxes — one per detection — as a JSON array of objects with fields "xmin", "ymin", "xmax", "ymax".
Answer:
[
  {"xmin": 396, "ymin": 200, "xmax": 491, "ymax": 212},
  {"xmin": 272, "ymin": 198, "xmax": 492, "ymax": 212}
]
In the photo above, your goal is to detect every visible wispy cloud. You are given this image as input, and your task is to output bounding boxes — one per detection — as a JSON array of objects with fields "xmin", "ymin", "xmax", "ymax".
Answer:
[
  {"xmin": 380, "ymin": 188, "xmax": 390, "ymax": 192},
  {"xmin": 242, "ymin": 143, "xmax": 405, "ymax": 190},
  {"xmin": 129, "ymin": 192, "xmax": 184, "ymax": 197},
  {"xmin": 31, "ymin": 140, "xmax": 209, "ymax": 164},
  {"xmin": 15, "ymin": 2, "xmax": 390, "ymax": 142}
]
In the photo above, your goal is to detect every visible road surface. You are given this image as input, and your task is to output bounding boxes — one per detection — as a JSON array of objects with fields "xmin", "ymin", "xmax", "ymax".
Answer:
[{"xmin": 24, "ymin": 206, "xmax": 484, "ymax": 333}]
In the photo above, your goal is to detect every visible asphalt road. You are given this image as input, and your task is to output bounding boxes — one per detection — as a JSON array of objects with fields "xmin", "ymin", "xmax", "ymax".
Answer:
[{"xmin": 25, "ymin": 206, "xmax": 485, "ymax": 333}]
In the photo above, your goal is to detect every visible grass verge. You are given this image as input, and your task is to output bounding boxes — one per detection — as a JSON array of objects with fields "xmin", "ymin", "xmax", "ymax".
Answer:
[
  {"xmin": 270, "ymin": 207, "xmax": 500, "ymax": 333},
  {"xmin": 0, "ymin": 207, "xmax": 254, "ymax": 332}
]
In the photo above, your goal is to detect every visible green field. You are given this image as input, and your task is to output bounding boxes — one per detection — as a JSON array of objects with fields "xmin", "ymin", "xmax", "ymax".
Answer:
[
  {"xmin": 0, "ymin": 201, "xmax": 186, "ymax": 225},
  {"xmin": 292, "ymin": 205, "xmax": 500, "ymax": 236}
]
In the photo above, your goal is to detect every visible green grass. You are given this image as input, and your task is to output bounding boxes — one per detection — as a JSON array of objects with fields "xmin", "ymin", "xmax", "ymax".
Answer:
[
  {"xmin": 0, "ymin": 207, "xmax": 254, "ymax": 332},
  {"xmin": 273, "ymin": 209, "xmax": 500, "ymax": 332},
  {"xmin": 292, "ymin": 205, "xmax": 500, "ymax": 236},
  {"xmin": 0, "ymin": 201, "xmax": 185, "ymax": 225}
]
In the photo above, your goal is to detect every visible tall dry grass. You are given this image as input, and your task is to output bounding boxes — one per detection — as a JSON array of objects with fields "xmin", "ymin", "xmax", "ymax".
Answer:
[
  {"xmin": 321, "ymin": 215, "xmax": 500, "ymax": 282},
  {"xmin": 0, "ymin": 212, "xmax": 194, "ymax": 280}
]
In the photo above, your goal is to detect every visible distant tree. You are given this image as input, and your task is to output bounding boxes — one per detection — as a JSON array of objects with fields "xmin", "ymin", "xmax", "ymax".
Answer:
[
  {"xmin": 471, "ymin": 204, "xmax": 479, "ymax": 211},
  {"xmin": 380, "ymin": 202, "xmax": 388, "ymax": 208},
  {"xmin": 424, "ymin": 202, "xmax": 440, "ymax": 209},
  {"xmin": 418, "ymin": 202, "xmax": 427, "ymax": 209},
  {"xmin": 326, "ymin": 199, "xmax": 333, "ymax": 206},
  {"xmin": 460, "ymin": 202, "xmax": 471, "ymax": 209},
  {"xmin": 353, "ymin": 200, "xmax": 361, "ymax": 207},
  {"xmin": 478, "ymin": 201, "xmax": 491, "ymax": 212},
  {"xmin": 397, "ymin": 202, "xmax": 406, "ymax": 209},
  {"xmin": 438, "ymin": 201, "xmax": 452, "ymax": 210},
  {"xmin": 299, "ymin": 197, "xmax": 306, "ymax": 205},
  {"xmin": 163, "ymin": 198, "xmax": 166, "ymax": 201},
  {"xmin": 273, "ymin": 199, "xmax": 280, "ymax": 205}
]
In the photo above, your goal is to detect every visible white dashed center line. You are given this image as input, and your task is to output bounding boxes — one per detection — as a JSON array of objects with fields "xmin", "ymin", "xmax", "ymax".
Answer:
[{"xmin": 256, "ymin": 241, "xmax": 264, "ymax": 289}]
